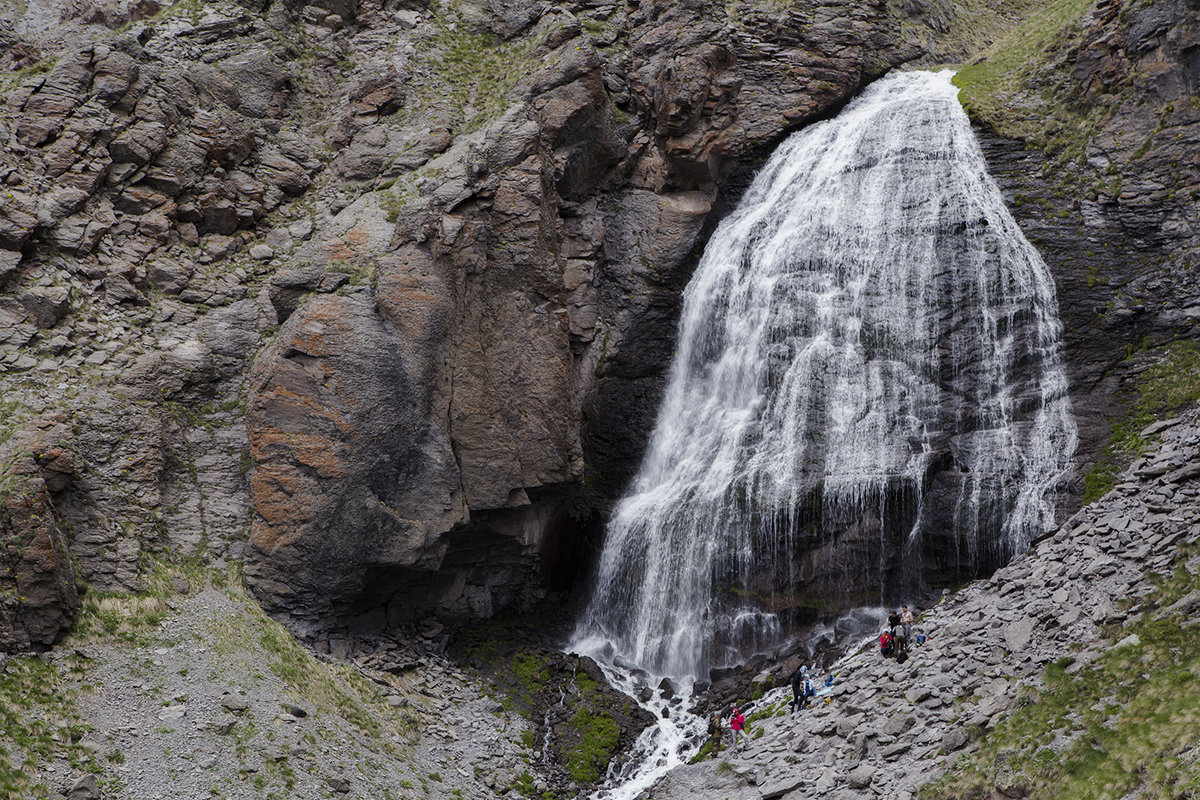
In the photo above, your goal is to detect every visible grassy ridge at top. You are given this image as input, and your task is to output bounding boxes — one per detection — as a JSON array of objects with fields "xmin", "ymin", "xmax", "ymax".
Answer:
[{"xmin": 950, "ymin": 0, "xmax": 1100, "ymax": 159}]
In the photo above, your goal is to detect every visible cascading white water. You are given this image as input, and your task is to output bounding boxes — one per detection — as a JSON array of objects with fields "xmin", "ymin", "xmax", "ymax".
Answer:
[{"xmin": 571, "ymin": 70, "xmax": 1076, "ymax": 686}]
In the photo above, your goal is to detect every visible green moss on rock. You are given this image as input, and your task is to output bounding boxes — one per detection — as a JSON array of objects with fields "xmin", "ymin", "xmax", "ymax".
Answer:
[
  {"xmin": 950, "ymin": 0, "xmax": 1101, "ymax": 163},
  {"xmin": 1083, "ymin": 340, "xmax": 1200, "ymax": 503},
  {"xmin": 921, "ymin": 544, "xmax": 1200, "ymax": 800}
]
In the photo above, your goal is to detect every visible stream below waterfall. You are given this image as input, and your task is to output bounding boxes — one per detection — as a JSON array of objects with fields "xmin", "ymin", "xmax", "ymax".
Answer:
[{"xmin": 569, "ymin": 68, "xmax": 1076, "ymax": 798}]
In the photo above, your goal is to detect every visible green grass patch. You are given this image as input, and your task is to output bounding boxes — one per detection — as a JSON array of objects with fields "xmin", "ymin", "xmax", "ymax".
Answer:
[
  {"xmin": 325, "ymin": 258, "xmax": 374, "ymax": 286},
  {"xmin": 0, "ymin": 53, "xmax": 63, "ymax": 92},
  {"xmin": 0, "ymin": 654, "xmax": 99, "ymax": 798},
  {"xmin": 689, "ymin": 737, "xmax": 717, "ymax": 764},
  {"xmin": 73, "ymin": 560, "xmax": 420, "ymax": 760},
  {"xmin": 71, "ymin": 559, "xmax": 210, "ymax": 644},
  {"xmin": 420, "ymin": 19, "xmax": 545, "ymax": 134},
  {"xmin": 921, "ymin": 545, "xmax": 1200, "ymax": 800},
  {"xmin": 211, "ymin": 567, "xmax": 420, "ymax": 752},
  {"xmin": 564, "ymin": 707, "xmax": 620, "ymax": 784},
  {"xmin": 1083, "ymin": 340, "xmax": 1200, "ymax": 502},
  {"xmin": 952, "ymin": 0, "xmax": 1101, "ymax": 163},
  {"xmin": 511, "ymin": 770, "xmax": 537, "ymax": 797}
]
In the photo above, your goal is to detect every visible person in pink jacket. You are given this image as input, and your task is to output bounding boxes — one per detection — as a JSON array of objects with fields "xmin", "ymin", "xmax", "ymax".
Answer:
[{"xmin": 730, "ymin": 705, "xmax": 746, "ymax": 754}]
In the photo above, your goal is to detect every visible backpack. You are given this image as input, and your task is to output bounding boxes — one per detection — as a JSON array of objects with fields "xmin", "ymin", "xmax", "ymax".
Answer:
[{"xmin": 896, "ymin": 650, "xmax": 909, "ymax": 664}]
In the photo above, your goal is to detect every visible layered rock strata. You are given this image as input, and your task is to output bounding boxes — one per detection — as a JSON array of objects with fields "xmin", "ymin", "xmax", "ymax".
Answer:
[{"xmin": 0, "ymin": 0, "xmax": 912, "ymax": 648}]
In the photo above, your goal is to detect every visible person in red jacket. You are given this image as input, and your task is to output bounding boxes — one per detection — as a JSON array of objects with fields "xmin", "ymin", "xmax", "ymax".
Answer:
[
  {"xmin": 880, "ymin": 630, "xmax": 894, "ymax": 657},
  {"xmin": 730, "ymin": 705, "xmax": 746, "ymax": 754}
]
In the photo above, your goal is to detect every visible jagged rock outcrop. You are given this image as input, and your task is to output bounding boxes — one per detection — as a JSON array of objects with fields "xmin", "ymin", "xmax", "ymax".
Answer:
[
  {"xmin": 1, "ymin": 0, "xmax": 915, "ymax": 648},
  {"xmin": 3, "ymin": 0, "xmax": 1193, "ymax": 658},
  {"xmin": 0, "ymin": 416, "xmax": 78, "ymax": 651}
]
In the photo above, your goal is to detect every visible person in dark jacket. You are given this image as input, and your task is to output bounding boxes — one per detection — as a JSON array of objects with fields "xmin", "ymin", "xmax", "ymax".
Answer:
[
  {"xmin": 789, "ymin": 666, "xmax": 805, "ymax": 713},
  {"xmin": 800, "ymin": 673, "xmax": 815, "ymax": 709}
]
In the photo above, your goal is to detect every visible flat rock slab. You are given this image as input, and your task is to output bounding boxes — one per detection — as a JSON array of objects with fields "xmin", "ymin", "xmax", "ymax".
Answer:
[
  {"xmin": 761, "ymin": 773, "xmax": 805, "ymax": 799},
  {"xmin": 1003, "ymin": 617, "xmax": 1035, "ymax": 652}
]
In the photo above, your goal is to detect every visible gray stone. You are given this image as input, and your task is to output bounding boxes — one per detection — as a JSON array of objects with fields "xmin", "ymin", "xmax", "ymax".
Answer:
[
  {"xmin": 1003, "ymin": 618, "xmax": 1035, "ymax": 652},
  {"xmin": 157, "ymin": 705, "xmax": 186, "ymax": 721},
  {"xmin": 883, "ymin": 713, "xmax": 915, "ymax": 736},
  {"xmin": 149, "ymin": 260, "xmax": 192, "ymax": 295},
  {"xmin": 1114, "ymin": 633, "xmax": 1140, "ymax": 649},
  {"xmin": 221, "ymin": 696, "xmax": 250, "ymax": 712},
  {"xmin": 941, "ymin": 727, "xmax": 969, "ymax": 753},
  {"xmin": 835, "ymin": 713, "xmax": 865, "ymax": 738},
  {"xmin": 760, "ymin": 774, "xmax": 805, "ymax": 799},
  {"xmin": 846, "ymin": 763, "xmax": 875, "ymax": 789},
  {"xmin": 18, "ymin": 286, "xmax": 71, "ymax": 328},
  {"xmin": 905, "ymin": 686, "xmax": 933, "ymax": 703},
  {"xmin": 67, "ymin": 774, "xmax": 101, "ymax": 800},
  {"xmin": 288, "ymin": 218, "xmax": 314, "ymax": 239},
  {"xmin": 0, "ymin": 249, "xmax": 20, "ymax": 285}
]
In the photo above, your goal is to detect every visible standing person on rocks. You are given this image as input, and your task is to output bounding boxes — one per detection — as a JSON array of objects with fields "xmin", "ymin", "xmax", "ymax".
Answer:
[
  {"xmin": 888, "ymin": 608, "xmax": 901, "ymax": 634},
  {"xmin": 800, "ymin": 671, "xmax": 815, "ymax": 709},
  {"xmin": 730, "ymin": 705, "xmax": 746, "ymax": 754},
  {"xmin": 789, "ymin": 666, "xmax": 806, "ymax": 713},
  {"xmin": 900, "ymin": 605, "xmax": 914, "ymax": 643}
]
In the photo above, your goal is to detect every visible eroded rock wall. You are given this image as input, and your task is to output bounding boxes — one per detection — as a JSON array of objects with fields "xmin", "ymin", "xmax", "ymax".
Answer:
[
  {"xmin": 1, "ymin": 0, "xmax": 913, "ymax": 647},
  {"xmin": 968, "ymin": 0, "xmax": 1200, "ymax": 505}
]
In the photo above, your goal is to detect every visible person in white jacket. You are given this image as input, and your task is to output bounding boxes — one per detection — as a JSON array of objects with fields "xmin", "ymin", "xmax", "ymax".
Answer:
[{"xmin": 900, "ymin": 605, "xmax": 915, "ymax": 643}]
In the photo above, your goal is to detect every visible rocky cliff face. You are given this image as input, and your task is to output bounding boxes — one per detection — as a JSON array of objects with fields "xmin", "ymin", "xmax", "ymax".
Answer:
[
  {"xmin": 931, "ymin": 0, "xmax": 1200, "ymax": 508},
  {"xmin": 2, "ymin": 0, "xmax": 1196, "ymax": 657},
  {"xmin": 243, "ymin": 0, "xmax": 914, "ymax": 630},
  {"xmin": 5, "ymin": 0, "xmax": 1200, "ymax": 796},
  {"xmin": 0, "ymin": 0, "xmax": 912, "ymax": 648}
]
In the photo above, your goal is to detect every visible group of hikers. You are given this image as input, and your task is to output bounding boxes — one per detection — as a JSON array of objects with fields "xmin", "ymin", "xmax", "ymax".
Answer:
[
  {"xmin": 725, "ymin": 605, "xmax": 922, "ymax": 754},
  {"xmin": 879, "ymin": 605, "xmax": 917, "ymax": 663}
]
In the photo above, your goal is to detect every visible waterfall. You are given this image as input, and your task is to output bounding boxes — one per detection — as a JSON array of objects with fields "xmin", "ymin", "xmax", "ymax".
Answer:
[{"xmin": 572, "ymin": 70, "xmax": 1076, "ymax": 682}]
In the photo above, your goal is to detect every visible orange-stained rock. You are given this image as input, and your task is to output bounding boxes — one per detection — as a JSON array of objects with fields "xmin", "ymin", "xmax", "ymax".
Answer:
[{"xmin": 0, "ymin": 419, "xmax": 79, "ymax": 652}]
